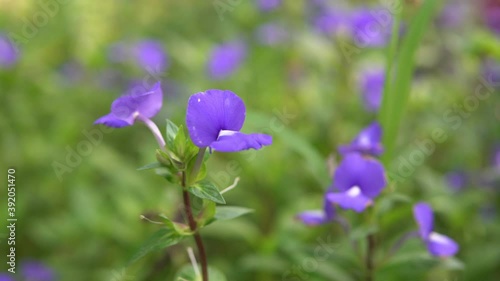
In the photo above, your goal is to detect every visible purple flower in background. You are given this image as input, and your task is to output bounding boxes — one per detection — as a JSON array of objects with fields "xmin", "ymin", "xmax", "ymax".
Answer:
[
  {"xmin": 297, "ymin": 197, "xmax": 335, "ymax": 226},
  {"xmin": 256, "ymin": 23, "xmax": 289, "ymax": 46},
  {"xmin": 437, "ymin": 1, "xmax": 467, "ymax": 28},
  {"xmin": 350, "ymin": 8, "xmax": 393, "ymax": 47},
  {"xmin": 326, "ymin": 153, "xmax": 386, "ymax": 212},
  {"xmin": 133, "ymin": 40, "xmax": 168, "ymax": 72},
  {"xmin": 313, "ymin": 9, "xmax": 350, "ymax": 36},
  {"xmin": 21, "ymin": 260, "xmax": 56, "ymax": 281},
  {"xmin": 483, "ymin": 0, "xmax": 500, "ymax": 35},
  {"xmin": 413, "ymin": 202, "xmax": 459, "ymax": 257},
  {"xmin": 186, "ymin": 90, "xmax": 272, "ymax": 152},
  {"xmin": 482, "ymin": 59, "xmax": 500, "ymax": 88},
  {"xmin": 257, "ymin": 0, "xmax": 281, "ymax": 11},
  {"xmin": 108, "ymin": 40, "xmax": 168, "ymax": 72},
  {"xmin": 360, "ymin": 69, "xmax": 385, "ymax": 112},
  {"xmin": 0, "ymin": 274, "xmax": 14, "ymax": 281},
  {"xmin": 207, "ymin": 40, "xmax": 247, "ymax": 80},
  {"xmin": 338, "ymin": 122, "xmax": 384, "ymax": 157},
  {"xmin": 445, "ymin": 171, "xmax": 467, "ymax": 191},
  {"xmin": 493, "ymin": 146, "xmax": 500, "ymax": 169},
  {"xmin": 0, "ymin": 34, "xmax": 18, "ymax": 68},
  {"xmin": 94, "ymin": 82, "xmax": 165, "ymax": 147}
]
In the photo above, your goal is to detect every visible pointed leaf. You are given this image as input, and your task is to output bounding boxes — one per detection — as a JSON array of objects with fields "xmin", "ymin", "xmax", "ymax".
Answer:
[
  {"xmin": 128, "ymin": 228, "xmax": 183, "ymax": 265},
  {"xmin": 187, "ymin": 181, "xmax": 226, "ymax": 204},
  {"xmin": 212, "ymin": 206, "xmax": 253, "ymax": 223},
  {"xmin": 137, "ymin": 162, "xmax": 163, "ymax": 171}
]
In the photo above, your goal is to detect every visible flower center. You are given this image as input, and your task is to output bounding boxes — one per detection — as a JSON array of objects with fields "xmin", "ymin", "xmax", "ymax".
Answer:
[
  {"xmin": 346, "ymin": 186, "xmax": 361, "ymax": 197},
  {"xmin": 218, "ymin": 130, "xmax": 237, "ymax": 138},
  {"xmin": 428, "ymin": 232, "xmax": 448, "ymax": 243}
]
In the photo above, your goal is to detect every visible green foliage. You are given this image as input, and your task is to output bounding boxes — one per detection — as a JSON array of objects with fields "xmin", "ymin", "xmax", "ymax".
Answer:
[
  {"xmin": 379, "ymin": 0, "xmax": 440, "ymax": 164},
  {"xmin": 128, "ymin": 228, "xmax": 184, "ymax": 265},
  {"xmin": 175, "ymin": 265, "xmax": 227, "ymax": 281},
  {"xmin": 187, "ymin": 181, "xmax": 226, "ymax": 204}
]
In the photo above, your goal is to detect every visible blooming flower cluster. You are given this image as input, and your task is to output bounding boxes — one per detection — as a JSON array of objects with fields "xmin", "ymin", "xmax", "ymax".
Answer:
[
  {"xmin": 95, "ymin": 83, "xmax": 272, "ymax": 154},
  {"xmin": 297, "ymin": 121, "xmax": 386, "ymax": 225}
]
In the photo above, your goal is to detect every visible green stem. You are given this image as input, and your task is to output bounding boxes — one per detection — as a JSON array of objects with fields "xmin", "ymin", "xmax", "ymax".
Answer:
[{"xmin": 181, "ymin": 172, "xmax": 209, "ymax": 281}]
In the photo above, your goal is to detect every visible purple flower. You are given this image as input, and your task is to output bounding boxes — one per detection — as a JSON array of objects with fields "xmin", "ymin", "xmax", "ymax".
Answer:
[
  {"xmin": 445, "ymin": 171, "xmax": 467, "ymax": 191},
  {"xmin": 437, "ymin": 1, "xmax": 467, "ymax": 28},
  {"xmin": 0, "ymin": 274, "xmax": 14, "ymax": 281},
  {"xmin": 313, "ymin": 9, "xmax": 350, "ymax": 36},
  {"xmin": 359, "ymin": 69, "xmax": 385, "ymax": 112},
  {"xmin": 326, "ymin": 153, "xmax": 386, "ymax": 212},
  {"xmin": 297, "ymin": 197, "xmax": 335, "ymax": 226},
  {"xmin": 94, "ymin": 82, "xmax": 165, "ymax": 147},
  {"xmin": 0, "ymin": 34, "xmax": 18, "ymax": 68},
  {"xmin": 338, "ymin": 122, "xmax": 384, "ymax": 157},
  {"xmin": 133, "ymin": 40, "xmax": 168, "ymax": 72},
  {"xmin": 207, "ymin": 40, "xmax": 247, "ymax": 80},
  {"xmin": 108, "ymin": 40, "xmax": 168, "ymax": 72},
  {"xmin": 413, "ymin": 202, "xmax": 459, "ymax": 257},
  {"xmin": 186, "ymin": 90, "xmax": 272, "ymax": 152},
  {"xmin": 483, "ymin": 0, "xmax": 500, "ymax": 35},
  {"xmin": 21, "ymin": 260, "xmax": 56, "ymax": 281},
  {"xmin": 256, "ymin": 0, "xmax": 281, "ymax": 11},
  {"xmin": 482, "ymin": 59, "xmax": 500, "ymax": 88},
  {"xmin": 493, "ymin": 145, "xmax": 500, "ymax": 169},
  {"xmin": 255, "ymin": 23, "xmax": 289, "ymax": 46},
  {"xmin": 350, "ymin": 8, "xmax": 393, "ymax": 47}
]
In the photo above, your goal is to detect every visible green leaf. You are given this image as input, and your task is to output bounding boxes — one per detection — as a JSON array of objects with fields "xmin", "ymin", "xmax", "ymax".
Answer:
[
  {"xmin": 212, "ymin": 206, "xmax": 253, "ymax": 222},
  {"xmin": 197, "ymin": 201, "xmax": 216, "ymax": 227},
  {"xmin": 379, "ymin": 0, "xmax": 440, "ymax": 165},
  {"xmin": 187, "ymin": 181, "xmax": 226, "ymax": 204},
  {"xmin": 166, "ymin": 119, "xmax": 179, "ymax": 150},
  {"xmin": 175, "ymin": 265, "xmax": 227, "ymax": 281},
  {"xmin": 137, "ymin": 162, "xmax": 163, "ymax": 171},
  {"xmin": 128, "ymin": 228, "xmax": 183, "ymax": 265}
]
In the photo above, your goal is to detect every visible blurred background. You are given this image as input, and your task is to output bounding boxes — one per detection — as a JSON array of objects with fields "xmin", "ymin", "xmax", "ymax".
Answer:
[{"xmin": 1, "ymin": 0, "xmax": 500, "ymax": 280}]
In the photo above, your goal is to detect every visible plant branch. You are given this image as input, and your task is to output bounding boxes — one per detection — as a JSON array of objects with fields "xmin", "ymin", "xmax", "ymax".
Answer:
[
  {"xmin": 182, "ymin": 172, "xmax": 209, "ymax": 281},
  {"xmin": 365, "ymin": 233, "xmax": 376, "ymax": 281}
]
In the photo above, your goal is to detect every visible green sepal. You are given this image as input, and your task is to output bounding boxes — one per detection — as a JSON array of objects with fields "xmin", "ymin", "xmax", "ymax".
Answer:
[
  {"xmin": 175, "ymin": 265, "xmax": 227, "ymax": 281},
  {"xmin": 128, "ymin": 228, "xmax": 184, "ymax": 265},
  {"xmin": 187, "ymin": 181, "xmax": 226, "ymax": 204},
  {"xmin": 165, "ymin": 119, "xmax": 179, "ymax": 151},
  {"xmin": 159, "ymin": 214, "xmax": 193, "ymax": 236},
  {"xmin": 174, "ymin": 125, "xmax": 198, "ymax": 164}
]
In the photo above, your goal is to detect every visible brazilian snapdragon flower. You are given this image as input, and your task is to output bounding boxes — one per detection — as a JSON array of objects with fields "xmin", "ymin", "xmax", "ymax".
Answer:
[
  {"xmin": 207, "ymin": 40, "xmax": 247, "ymax": 80},
  {"xmin": 94, "ymin": 82, "xmax": 165, "ymax": 148},
  {"xmin": 21, "ymin": 260, "xmax": 56, "ymax": 281},
  {"xmin": 338, "ymin": 121, "xmax": 383, "ymax": 157},
  {"xmin": 413, "ymin": 202, "xmax": 459, "ymax": 257},
  {"xmin": 483, "ymin": 0, "xmax": 500, "ymax": 35},
  {"xmin": 0, "ymin": 274, "xmax": 13, "ymax": 281},
  {"xmin": 359, "ymin": 69, "xmax": 385, "ymax": 112},
  {"xmin": 350, "ymin": 8, "xmax": 393, "ymax": 47},
  {"xmin": 297, "ymin": 196, "xmax": 335, "ymax": 226},
  {"xmin": 133, "ymin": 40, "xmax": 169, "ymax": 72},
  {"xmin": 313, "ymin": 9, "xmax": 350, "ymax": 37},
  {"xmin": 0, "ymin": 34, "xmax": 18, "ymax": 68},
  {"xmin": 327, "ymin": 153, "xmax": 386, "ymax": 212},
  {"xmin": 186, "ymin": 89, "xmax": 272, "ymax": 152},
  {"xmin": 109, "ymin": 40, "xmax": 168, "ymax": 72}
]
